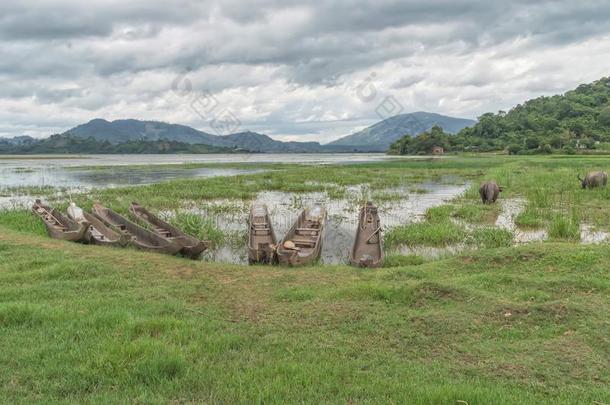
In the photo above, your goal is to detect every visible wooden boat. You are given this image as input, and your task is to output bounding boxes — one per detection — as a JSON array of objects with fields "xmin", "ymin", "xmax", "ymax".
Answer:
[
  {"xmin": 247, "ymin": 203, "xmax": 277, "ymax": 264},
  {"xmin": 31, "ymin": 199, "xmax": 88, "ymax": 242},
  {"xmin": 277, "ymin": 205, "xmax": 326, "ymax": 266},
  {"xmin": 129, "ymin": 202, "xmax": 210, "ymax": 259},
  {"xmin": 92, "ymin": 203, "xmax": 181, "ymax": 255},
  {"xmin": 66, "ymin": 203, "xmax": 128, "ymax": 247},
  {"xmin": 350, "ymin": 202, "xmax": 384, "ymax": 268}
]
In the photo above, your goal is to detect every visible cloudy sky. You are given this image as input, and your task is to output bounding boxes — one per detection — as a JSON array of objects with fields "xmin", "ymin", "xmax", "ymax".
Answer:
[{"xmin": 1, "ymin": 0, "xmax": 609, "ymax": 142}]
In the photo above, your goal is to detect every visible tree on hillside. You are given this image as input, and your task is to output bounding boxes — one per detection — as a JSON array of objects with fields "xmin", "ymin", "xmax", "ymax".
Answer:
[
  {"xmin": 599, "ymin": 105, "xmax": 610, "ymax": 127},
  {"xmin": 389, "ymin": 125, "xmax": 451, "ymax": 155}
]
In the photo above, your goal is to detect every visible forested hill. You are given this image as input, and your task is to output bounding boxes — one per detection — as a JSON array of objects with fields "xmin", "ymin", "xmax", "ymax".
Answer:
[
  {"xmin": 0, "ymin": 134, "xmax": 233, "ymax": 154},
  {"xmin": 458, "ymin": 77, "xmax": 610, "ymax": 152},
  {"xmin": 390, "ymin": 77, "xmax": 610, "ymax": 155}
]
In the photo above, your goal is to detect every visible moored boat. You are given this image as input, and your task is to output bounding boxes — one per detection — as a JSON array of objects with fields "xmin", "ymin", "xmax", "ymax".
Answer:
[
  {"xmin": 92, "ymin": 203, "xmax": 181, "ymax": 255},
  {"xmin": 350, "ymin": 202, "xmax": 383, "ymax": 268},
  {"xmin": 129, "ymin": 202, "xmax": 210, "ymax": 259},
  {"xmin": 32, "ymin": 199, "xmax": 88, "ymax": 242},
  {"xmin": 248, "ymin": 203, "xmax": 277, "ymax": 264},
  {"xmin": 67, "ymin": 203, "xmax": 128, "ymax": 247},
  {"xmin": 277, "ymin": 205, "xmax": 326, "ymax": 266}
]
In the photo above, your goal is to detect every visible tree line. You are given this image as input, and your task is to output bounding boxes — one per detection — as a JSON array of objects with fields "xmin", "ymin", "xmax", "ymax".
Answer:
[{"xmin": 0, "ymin": 134, "xmax": 233, "ymax": 154}]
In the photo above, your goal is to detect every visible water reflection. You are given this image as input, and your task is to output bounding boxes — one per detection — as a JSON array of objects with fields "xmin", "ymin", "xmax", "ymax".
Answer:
[{"xmin": 0, "ymin": 153, "xmax": 409, "ymax": 189}]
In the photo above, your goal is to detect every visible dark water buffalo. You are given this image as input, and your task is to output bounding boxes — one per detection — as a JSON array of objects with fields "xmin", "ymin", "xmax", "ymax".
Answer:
[
  {"xmin": 577, "ymin": 171, "xmax": 608, "ymax": 189},
  {"xmin": 479, "ymin": 181, "xmax": 503, "ymax": 204}
]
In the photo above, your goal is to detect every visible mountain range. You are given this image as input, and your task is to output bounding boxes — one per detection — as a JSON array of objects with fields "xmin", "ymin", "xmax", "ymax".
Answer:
[
  {"xmin": 328, "ymin": 112, "xmax": 475, "ymax": 150},
  {"xmin": 1, "ymin": 112, "xmax": 476, "ymax": 154}
]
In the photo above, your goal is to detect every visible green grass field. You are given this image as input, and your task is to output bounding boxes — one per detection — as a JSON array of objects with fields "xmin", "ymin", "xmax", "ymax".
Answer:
[{"xmin": 1, "ymin": 155, "xmax": 609, "ymax": 403}]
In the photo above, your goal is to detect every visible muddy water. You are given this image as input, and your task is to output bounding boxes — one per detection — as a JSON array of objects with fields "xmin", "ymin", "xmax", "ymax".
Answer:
[
  {"xmin": 580, "ymin": 224, "xmax": 610, "ymax": 244},
  {"xmin": 196, "ymin": 182, "xmax": 469, "ymax": 265},
  {"xmin": 496, "ymin": 199, "xmax": 548, "ymax": 243}
]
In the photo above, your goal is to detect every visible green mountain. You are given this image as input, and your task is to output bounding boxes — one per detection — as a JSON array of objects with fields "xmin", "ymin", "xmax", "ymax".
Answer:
[
  {"xmin": 455, "ymin": 77, "xmax": 610, "ymax": 153},
  {"xmin": 328, "ymin": 112, "xmax": 475, "ymax": 150}
]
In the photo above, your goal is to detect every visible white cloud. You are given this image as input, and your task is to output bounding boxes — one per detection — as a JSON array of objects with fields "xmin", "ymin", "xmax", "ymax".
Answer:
[{"xmin": 0, "ymin": 0, "xmax": 609, "ymax": 141}]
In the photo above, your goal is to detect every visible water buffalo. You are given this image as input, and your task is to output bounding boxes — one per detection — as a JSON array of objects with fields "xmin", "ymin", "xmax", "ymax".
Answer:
[
  {"xmin": 479, "ymin": 181, "xmax": 503, "ymax": 204},
  {"xmin": 577, "ymin": 171, "xmax": 608, "ymax": 189}
]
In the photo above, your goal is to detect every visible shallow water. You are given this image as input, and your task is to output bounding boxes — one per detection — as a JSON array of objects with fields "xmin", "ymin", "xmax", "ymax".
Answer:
[
  {"xmin": 0, "ymin": 195, "xmax": 32, "ymax": 210},
  {"xmin": 0, "ymin": 153, "xmax": 411, "ymax": 167},
  {"xmin": 195, "ymin": 182, "xmax": 469, "ymax": 265},
  {"xmin": 496, "ymin": 198, "xmax": 548, "ymax": 243},
  {"xmin": 0, "ymin": 153, "xmax": 411, "ymax": 189},
  {"xmin": 0, "ymin": 166, "xmax": 265, "ymax": 189},
  {"xmin": 580, "ymin": 224, "xmax": 610, "ymax": 244}
]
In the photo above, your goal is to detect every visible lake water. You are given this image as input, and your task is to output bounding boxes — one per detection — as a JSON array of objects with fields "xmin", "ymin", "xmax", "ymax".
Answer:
[{"xmin": 0, "ymin": 153, "xmax": 410, "ymax": 189}]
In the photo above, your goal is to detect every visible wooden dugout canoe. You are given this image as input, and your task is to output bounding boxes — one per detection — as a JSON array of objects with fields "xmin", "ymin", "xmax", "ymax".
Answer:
[
  {"xmin": 129, "ymin": 202, "xmax": 210, "ymax": 259},
  {"xmin": 31, "ymin": 199, "xmax": 88, "ymax": 242},
  {"xmin": 92, "ymin": 203, "xmax": 181, "ymax": 255},
  {"xmin": 247, "ymin": 203, "xmax": 277, "ymax": 264},
  {"xmin": 66, "ymin": 204, "xmax": 128, "ymax": 247},
  {"xmin": 350, "ymin": 202, "xmax": 383, "ymax": 268},
  {"xmin": 277, "ymin": 205, "xmax": 326, "ymax": 266}
]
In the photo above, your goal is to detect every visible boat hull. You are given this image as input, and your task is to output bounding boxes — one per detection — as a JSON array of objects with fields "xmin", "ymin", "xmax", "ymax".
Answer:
[
  {"xmin": 32, "ymin": 200, "xmax": 88, "ymax": 242},
  {"xmin": 93, "ymin": 204, "xmax": 182, "ymax": 255},
  {"xmin": 276, "ymin": 206, "xmax": 325, "ymax": 266},
  {"xmin": 248, "ymin": 203, "xmax": 277, "ymax": 264},
  {"xmin": 82, "ymin": 212, "xmax": 129, "ymax": 247},
  {"xmin": 350, "ymin": 202, "xmax": 383, "ymax": 268},
  {"xmin": 129, "ymin": 202, "xmax": 210, "ymax": 259}
]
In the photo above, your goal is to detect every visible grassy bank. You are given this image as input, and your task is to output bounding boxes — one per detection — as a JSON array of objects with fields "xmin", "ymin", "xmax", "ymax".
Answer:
[{"xmin": 0, "ymin": 226, "xmax": 609, "ymax": 403}]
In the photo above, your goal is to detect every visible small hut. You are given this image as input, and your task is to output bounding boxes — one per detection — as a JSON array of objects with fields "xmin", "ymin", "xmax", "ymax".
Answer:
[{"xmin": 431, "ymin": 146, "xmax": 444, "ymax": 155}]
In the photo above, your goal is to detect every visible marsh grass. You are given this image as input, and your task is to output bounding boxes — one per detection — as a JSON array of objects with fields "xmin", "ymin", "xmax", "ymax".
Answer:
[
  {"xmin": 515, "ymin": 208, "xmax": 546, "ymax": 228},
  {"xmin": 453, "ymin": 203, "xmax": 501, "ymax": 224},
  {"xmin": 7, "ymin": 154, "xmax": 610, "ymax": 254},
  {"xmin": 383, "ymin": 254, "xmax": 425, "ymax": 267},
  {"xmin": 548, "ymin": 210, "xmax": 581, "ymax": 241},
  {"xmin": 370, "ymin": 189, "xmax": 404, "ymax": 201},
  {"xmin": 424, "ymin": 204, "xmax": 454, "ymax": 222},
  {"xmin": 424, "ymin": 200, "xmax": 501, "ymax": 226},
  {"xmin": 385, "ymin": 196, "xmax": 509, "ymax": 250},
  {"xmin": 468, "ymin": 227, "xmax": 514, "ymax": 248},
  {"xmin": 171, "ymin": 212, "xmax": 224, "ymax": 246},
  {"xmin": 385, "ymin": 220, "xmax": 467, "ymax": 248}
]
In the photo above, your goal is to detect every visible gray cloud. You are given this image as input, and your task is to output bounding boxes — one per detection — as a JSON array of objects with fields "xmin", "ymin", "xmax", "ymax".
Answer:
[{"xmin": 0, "ymin": 0, "xmax": 609, "ymax": 141}]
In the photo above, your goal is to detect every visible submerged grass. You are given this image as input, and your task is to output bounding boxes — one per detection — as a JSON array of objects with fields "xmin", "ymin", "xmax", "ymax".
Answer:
[
  {"xmin": 548, "ymin": 211, "xmax": 581, "ymax": 241},
  {"xmin": 383, "ymin": 254, "xmax": 425, "ymax": 267},
  {"xmin": 453, "ymin": 202, "xmax": 501, "ymax": 224},
  {"xmin": 469, "ymin": 227, "xmax": 514, "ymax": 248},
  {"xmin": 515, "ymin": 208, "xmax": 546, "ymax": 228},
  {"xmin": 171, "ymin": 212, "xmax": 225, "ymax": 246}
]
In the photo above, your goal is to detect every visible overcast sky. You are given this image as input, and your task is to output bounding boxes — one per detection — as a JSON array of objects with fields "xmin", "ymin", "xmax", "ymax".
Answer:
[{"xmin": 1, "ymin": 0, "xmax": 609, "ymax": 142}]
